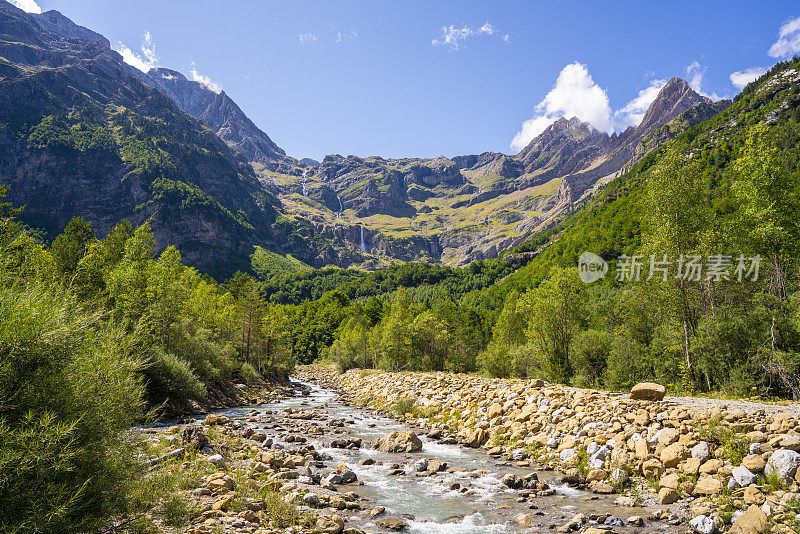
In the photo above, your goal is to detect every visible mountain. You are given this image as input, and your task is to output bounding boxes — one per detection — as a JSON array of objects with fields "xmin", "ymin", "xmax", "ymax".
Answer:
[
  {"xmin": 496, "ymin": 56, "xmax": 800, "ymax": 294},
  {"xmin": 0, "ymin": 1, "xmax": 357, "ymax": 276},
  {"xmin": 267, "ymin": 78, "xmax": 726, "ymax": 265},
  {"xmin": 137, "ymin": 68, "xmax": 300, "ymax": 174}
]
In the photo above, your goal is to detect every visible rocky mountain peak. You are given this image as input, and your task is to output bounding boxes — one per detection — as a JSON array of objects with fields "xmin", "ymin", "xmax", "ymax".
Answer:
[{"xmin": 635, "ymin": 77, "xmax": 711, "ymax": 136}]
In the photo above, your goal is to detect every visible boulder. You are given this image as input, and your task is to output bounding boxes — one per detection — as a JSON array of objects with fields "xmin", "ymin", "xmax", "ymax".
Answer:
[
  {"xmin": 658, "ymin": 487, "xmax": 679, "ymax": 504},
  {"xmin": 729, "ymin": 504, "xmax": 768, "ymax": 534},
  {"xmin": 630, "ymin": 382, "xmax": 666, "ymax": 401},
  {"xmin": 731, "ymin": 465, "xmax": 757, "ymax": 487},
  {"xmin": 742, "ymin": 454, "xmax": 766, "ymax": 472},
  {"xmin": 466, "ymin": 428, "xmax": 489, "ymax": 448},
  {"xmin": 375, "ymin": 517, "xmax": 408, "ymax": 531},
  {"xmin": 694, "ymin": 475, "xmax": 722, "ymax": 495},
  {"xmin": 689, "ymin": 515, "xmax": 715, "ymax": 534},
  {"xmin": 765, "ymin": 449, "xmax": 800, "ymax": 480},
  {"xmin": 203, "ymin": 414, "xmax": 229, "ymax": 426},
  {"xmin": 372, "ymin": 431, "xmax": 423, "ymax": 453}
]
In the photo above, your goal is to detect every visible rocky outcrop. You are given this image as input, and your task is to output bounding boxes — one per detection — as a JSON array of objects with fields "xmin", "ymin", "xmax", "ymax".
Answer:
[{"xmin": 139, "ymin": 68, "xmax": 298, "ymax": 173}]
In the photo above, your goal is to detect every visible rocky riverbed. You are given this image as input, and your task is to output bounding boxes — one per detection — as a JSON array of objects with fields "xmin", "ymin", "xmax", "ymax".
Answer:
[
  {"xmin": 294, "ymin": 366, "xmax": 800, "ymax": 534},
  {"xmin": 137, "ymin": 367, "xmax": 800, "ymax": 533}
]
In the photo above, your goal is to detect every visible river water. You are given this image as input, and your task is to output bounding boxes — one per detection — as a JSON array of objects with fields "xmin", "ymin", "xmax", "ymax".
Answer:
[{"xmin": 215, "ymin": 380, "xmax": 684, "ymax": 534}]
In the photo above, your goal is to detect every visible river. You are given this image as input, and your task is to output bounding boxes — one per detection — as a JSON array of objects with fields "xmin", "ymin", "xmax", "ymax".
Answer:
[{"xmin": 211, "ymin": 380, "xmax": 685, "ymax": 533}]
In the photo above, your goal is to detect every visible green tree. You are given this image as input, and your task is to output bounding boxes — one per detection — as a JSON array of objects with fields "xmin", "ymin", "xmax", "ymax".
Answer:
[
  {"xmin": 50, "ymin": 217, "xmax": 95, "ymax": 276},
  {"xmin": 518, "ymin": 267, "xmax": 585, "ymax": 383}
]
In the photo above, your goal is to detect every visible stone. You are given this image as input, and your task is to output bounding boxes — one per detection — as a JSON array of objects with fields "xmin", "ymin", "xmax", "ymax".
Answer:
[
  {"xmin": 742, "ymin": 454, "xmax": 766, "ymax": 472},
  {"xmin": 689, "ymin": 515, "xmax": 715, "ymax": 534},
  {"xmin": 207, "ymin": 453, "xmax": 226, "ymax": 469},
  {"xmin": 641, "ymin": 458, "xmax": 664, "ymax": 478},
  {"xmin": 316, "ymin": 514, "xmax": 345, "ymax": 534},
  {"xmin": 743, "ymin": 486, "xmax": 765, "ymax": 505},
  {"xmin": 691, "ymin": 441, "xmax": 711, "ymax": 460},
  {"xmin": 203, "ymin": 414, "xmax": 229, "ymax": 426},
  {"xmin": 610, "ymin": 468, "xmax": 629, "ymax": 486},
  {"xmin": 765, "ymin": 449, "xmax": 800, "ymax": 480},
  {"xmin": 513, "ymin": 514, "xmax": 535, "ymax": 527},
  {"xmin": 732, "ymin": 465, "xmax": 758, "ymax": 487},
  {"xmin": 488, "ymin": 403, "xmax": 503, "ymax": 419},
  {"xmin": 694, "ymin": 475, "xmax": 722, "ymax": 495},
  {"xmin": 658, "ymin": 487, "xmax": 679, "ymax": 504},
  {"xmin": 729, "ymin": 504, "xmax": 768, "ymax": 534},
  {"xmin": 659, "ymin": 472, "xmax": 680, "ymax": 490},
  {"xmin": 466, "ymin": 428, "xmax": 489, "ymax": 448},
  {"xmin": 661, "ymin": 442, "xmax": 689, "ymax": 468},
  {"xmin": 630, "ymin": 382, "xmax": 666, "ymax": 401},
  {"xmin": 375, "ymin": 517, "xmax": 408, "ymax": 531},
  {"xmin": 372, "ymin": 431, "xmax": 423, "ymax": 453}
]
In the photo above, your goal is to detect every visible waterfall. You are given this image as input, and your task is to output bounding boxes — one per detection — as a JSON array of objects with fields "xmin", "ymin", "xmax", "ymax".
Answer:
[
  {"xmin": 336, "ymin": 196, "xmax": 343, "ymax": 218},
  {"xmin": 359, "ymin": 226, "xmax": 367, "ymax": 253},
  {"xmin": 301, "ymin": 178, "xmax": 308, "ymax": 197}
]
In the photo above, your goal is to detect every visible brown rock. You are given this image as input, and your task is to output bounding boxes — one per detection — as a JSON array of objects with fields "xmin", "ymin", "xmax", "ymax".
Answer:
[
  {"xmin": 694, "ymin": 475, "xmax": 722, "ymax": 495},
  {"xmin": 630, "ymin": 382, "xmax": 666, "ymax": 401},
  {"xmin": 730, "ymin": 504, "xmax": 768, "ymax": 534}
]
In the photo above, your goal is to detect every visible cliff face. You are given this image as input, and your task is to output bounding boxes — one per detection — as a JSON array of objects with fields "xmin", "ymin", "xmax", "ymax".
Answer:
[
  {"xmin": 139, "ymin": 68, "xmax": 299, "ymax": 173},
  {"xmin": 0, "ymin": 2, "xmax": 323, "ymax": 276}
]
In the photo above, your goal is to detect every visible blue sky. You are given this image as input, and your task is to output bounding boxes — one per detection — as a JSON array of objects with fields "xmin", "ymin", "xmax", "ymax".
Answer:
[{"xmin": 11, "ymin": 0, "xmax": 800, "ymax": 161}]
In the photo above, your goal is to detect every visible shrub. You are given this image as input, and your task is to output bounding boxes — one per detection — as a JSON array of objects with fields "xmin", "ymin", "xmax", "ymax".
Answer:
[
  {"xmin": 239, "ymin": 362, "xmax": 260, "ymax": 385},
  {"xmin": 144, "ymin": 348, "xmax": 206, "ymax": 407},
  {"xmin": 0, "ymin": 280, "xmax": 143, "ymax": 533}
]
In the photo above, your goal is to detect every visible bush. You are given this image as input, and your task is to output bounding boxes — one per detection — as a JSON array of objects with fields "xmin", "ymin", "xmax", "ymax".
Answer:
[
  {"xmin": 479, "ymin": 344, "xmax": 514, "ymax": 378},
  {"xmin": 144, "ymin": 348, "xmax": 206, "ymax": 407},
  {"xmin": 0, "ymin": 280, "xmax": 143, "ymax": 533},
  {"xmin": 239, "ymin": 362, "xmax": 260, "ymax": 385}
]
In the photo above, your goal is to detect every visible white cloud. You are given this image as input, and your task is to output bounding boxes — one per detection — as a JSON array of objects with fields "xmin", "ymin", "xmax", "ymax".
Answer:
[
  {"xmin": 299, "ymin": 32, "xmax": 318, "ymax": 46},
  {"xmin": 190, "ymin": 67, "xmax": 221, "ymax": 93},
  {"xmin": 8, "ymin": 0, "xmax": 41, "ymax": 13},
  {"xmin": 479, "ymin": 22, "xmax": 495, "ymax": 35},
  {"xmin": 432, "ymin": 22, "xmax": 507, "ymax": 50},
  {"xmin": 685, "ymin": 61, "xmax": 705, "ymax": 93},
  {"xmin": 336, "ymin": 29, "xmax": 358, "ymax": 43},
  {"xmin": 613, "ymin": 78, "xmax": 667, "ymax": 130},
  {"xmin": 729, "ymin": 66, "xmax": 768, "ymax": 90},
  {"xmin": 769, "ymin": 16, "xmax": 800, "ymax": 58},
  {"xmin": 113, "ymin": 30, "xmax": 158, "ymax": 73},
  {"xmin": 685, "ymin": 60, "xmax": 724, "ymax": 100},
  {"xmin": 511, "ymin": 62, "xmax": 613, "ymax": 151}
]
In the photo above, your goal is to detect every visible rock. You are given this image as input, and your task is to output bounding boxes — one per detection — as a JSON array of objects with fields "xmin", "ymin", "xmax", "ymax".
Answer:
[
  {"xmin": 691, "ymin": 441, "xmax": 711, "ymax": 460},
  {"xmin": 661, "ymin": 442, "xmax": 689, "ymax": 468},
  {"xmin": 207, "ymin": 453, "xmax": 226, "ymax": 469},
  {"xmin": 732, "ymin": 465, "xmax": 757, "ymax": 487},
  {"xmin": 610, "ymin": 468, "xmax": 629, "ymax": 486},
  {"xmin": 630, "ymin": 382, "xmax": 666, "ymax": 401},
  {"xmin": 743, "ymin": 486, "xmax": 765, "ymax": 505},
  {"xmin": 694, "ymin": 475, "xmax": 722, "ymax": 495},
  {"xmin": 765, "ymin": 449, "xmax": 800, "ymax": 480},
  {"xmin": 316, "ymin": 514, "xmax": 345, "ymax": 534},
  {"xmin": 658, "ymin": 487, "xmax": 679, "ymax": 504},
  {"xmin": 559, "ymin": 448, "xmax": 578, "ymax": 462},
  {"xmin": 375, "ymin": 517, "xmax": 408, "ymax": 531},
  {"xmin": 203, "ymin": 414, "xmax": 229, "ymax": 426},
  {"xmin": 604, "ymin": 515, "xmax": 625, "ymax": 526},
  {"xmin": 513, "ymin": 514, "xmax": 535, "ymax": 527},
  {"xmin": 742, "ymin": 454, "xmax": 766, "ymax": 472},
  {"xmin": 488, "ymin": 403, "xmax": 503, "ymax": 419},
  {"xmin": 373, "ymin": 431, "xmax": 423, "ymax": 453},
  {"xmin": 689, "ymin": 515, "xmax": 715, "ymax": 534},
  {"xmin": 730, "ymin": 504, "xmax": 768, "ymax": 534},
  {"xmin": 466, "ymin": 428, "xmax": 488, "ymax": 448},
  {"xmin": 660, "ymin": 472, "xmax": 680, "ymax": 490}
]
